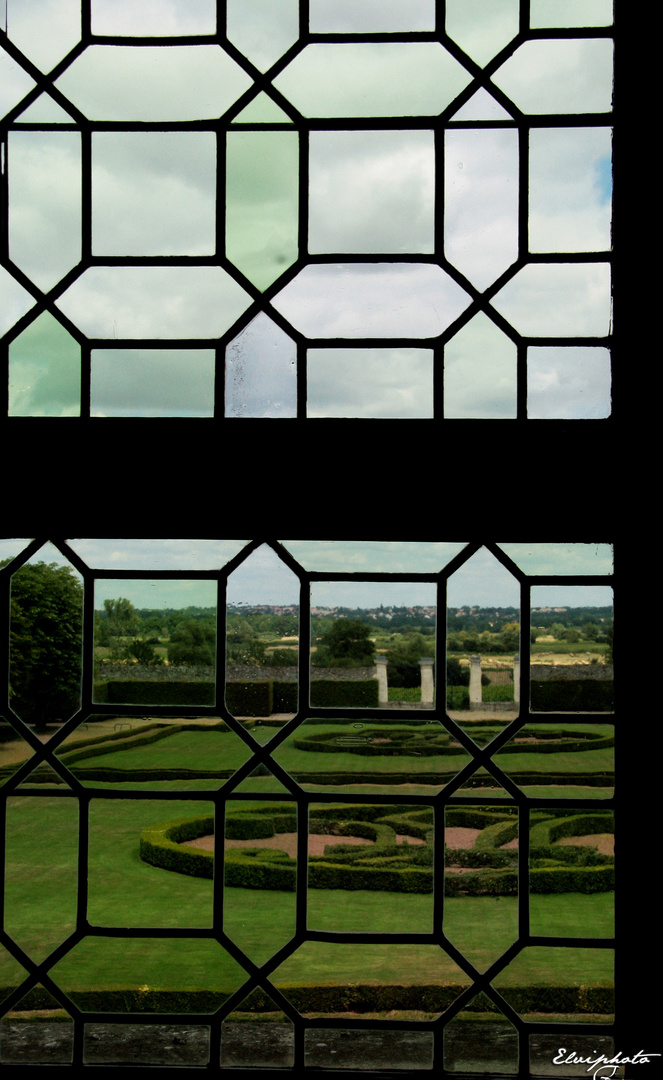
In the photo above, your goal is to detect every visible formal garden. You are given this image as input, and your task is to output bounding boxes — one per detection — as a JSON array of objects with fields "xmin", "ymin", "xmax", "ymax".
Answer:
[
  {"xmin": 1, "ymin": 717, "xmax": 614, "ymax": 1027},
  {"xmin": 0, "ymin": 552, "xmax": 616, "ymax": 1068}
]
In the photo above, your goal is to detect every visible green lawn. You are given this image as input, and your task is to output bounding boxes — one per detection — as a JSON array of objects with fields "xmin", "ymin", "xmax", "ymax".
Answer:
[{"xmin": 0, "ymin": 792, "xmax": 615, "ymax": 1016}]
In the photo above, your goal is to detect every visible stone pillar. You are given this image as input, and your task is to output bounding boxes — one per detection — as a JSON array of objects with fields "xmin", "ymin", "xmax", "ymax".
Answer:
[
  {"xmin": 419, "ymin": 658, "xmax": 434, "ymax": 705},
  {"xmin": 469, "ymin": 656, "xmax": 482, "ymax": 706},
  {"xmin": 374, "ymin": 656, "xmax": 388, "ymax": 705},
  {"xmin": 513, "ymin": 655, "xmax": 520, "ymax": 705}
]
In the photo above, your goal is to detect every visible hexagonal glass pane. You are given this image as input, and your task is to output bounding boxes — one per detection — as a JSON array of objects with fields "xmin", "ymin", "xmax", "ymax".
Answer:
[
  {"xmin": 9, "ymin": 547, "xmax": 83, "ymax": 734},
  {"xmin": 93, "ymin": 578, "xmax": 217, "ymax": 707}
]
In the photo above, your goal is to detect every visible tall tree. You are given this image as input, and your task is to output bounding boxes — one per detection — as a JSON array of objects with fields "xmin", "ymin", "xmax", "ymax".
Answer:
[
  {"xmin": 95, "ymin": 597, "xmax": 140, "ymax": 658},
  {"xmin": 168, "ymin": 620, "xmax": 216, "ymax": 665},
  {"xmin": 8, "ymin": 560, "xmax": 84, "ymax": 730},
  {"xmin": 312, "ymin": 619, "xmax": 376, "ymax": 667}
]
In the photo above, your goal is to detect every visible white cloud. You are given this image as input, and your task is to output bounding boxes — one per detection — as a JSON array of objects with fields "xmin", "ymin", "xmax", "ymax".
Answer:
[
  {"xmin": 492, "ymin": 38, "xmax": 613, "ymax": 114},
  {"xmin": 56, "ymin": 266, "xmax": 252, "ymax": 339},
  {"xmin": 91, "ymin": 0, "xmax": 216, "ymax": 36},
  {"xmin": 307, "ymin": 348, "xmax": 433, "ymax": 418},
  {"xmin": 309, "ymin": 130, "xmax": 435, "ymax": 255},
  {"xmin": 273, "ymin": 263, "xmax": 470, "ymax": 338},
  {"xmin": 9, "ymin": 131, "xmax": 81, "ymax": 290},
  {"xmin": 445, "ymin": 129, "xmax": 519, "ymax": 289},
  {"xmin": 91, "ymin": 132, "xmax": 216, "ymax": 257}
]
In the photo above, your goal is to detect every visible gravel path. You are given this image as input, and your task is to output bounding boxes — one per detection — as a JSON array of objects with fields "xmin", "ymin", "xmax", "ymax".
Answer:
[{"xmin": 185, "ymin": 832, "xmax": 425, "ymax": 857}]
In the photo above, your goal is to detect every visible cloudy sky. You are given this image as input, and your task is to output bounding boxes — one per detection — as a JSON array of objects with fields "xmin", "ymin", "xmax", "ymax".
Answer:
[
  {"xmin": 1, "ymin": 539, "xmax": 613, "ymax": 609},
  {"xmin": 2, "ymin": 1, "xmax": 612, "ymax": 419}
]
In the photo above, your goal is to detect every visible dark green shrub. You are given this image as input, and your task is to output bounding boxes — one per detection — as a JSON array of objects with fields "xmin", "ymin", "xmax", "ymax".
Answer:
[
  {"xmin": 225, "ymin": 681, "xmax": 273, "ymax": 717},
  {"xmin": 531, "ymin": 680, "xmax": 614, "ymax": 712},
  {"xmin": 98, "ymin": 681, "xmax": 215, "ymax": 706},
  {"xmin": 272, "ymin": 681, "xmax": 298, "ymax": 712},
  {"xmin": 482, "ymin": 684, "xmax": 515, "ymax": 702},
  {"xmin": 310, "ymin": 681, "xmax": 379, "ymax": 707},
  {"xmin": 446, "ymin": 686, "xmax": 470, "ymax": 709}
]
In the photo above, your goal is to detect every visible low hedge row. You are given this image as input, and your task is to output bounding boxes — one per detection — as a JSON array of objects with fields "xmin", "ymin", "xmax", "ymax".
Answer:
[
  {"xmin": 139, "ymin": 816, "xmax": 214, "ymax": 879},
  {"xmin": 292, "ymin": 729, "xmax": 452, "ymax": 756},
  {"xmin": 310, "ymin": 681, "xmax": 379, "ymax": 708},
  {"xmin": 446, "ymin": 687, "xmax": 470, "ymax": 709},
  {"xmin": 473, "ymin": 820, "xmax": 519, "ymax": 850},
  {"xmin": 529, "ymin": 813, "xmax": 613, "ymax": 847},
  {"xmin": 141, "ymin": 804, "xmax": 613, "ymax": 895},
  {"xmin": 225, "ymin": 682, "xmax": 273, "ymax": 717},
  {"xmin": 530, "ymin": 680, "xmax": 614, "ymax": 712},
  {"xmin": 95, "ymin": 681, "xmax": 215, "ymax": 706},
  {"xmin": 273, "ymin": 682, "xmax": 298, "ymax": 712},
  {"xmin": 1, "ymin": 983, "xmax": 613, "ymax": 1016},
  {"xmin": 496, "ymin": 733, "xmax": 614, "ymax": 755},
  {"xmin": 60, "ymin": 724, "xmax": 177, "ymax": 766}
]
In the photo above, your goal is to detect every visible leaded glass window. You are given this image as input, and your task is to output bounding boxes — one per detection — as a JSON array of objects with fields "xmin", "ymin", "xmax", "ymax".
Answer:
[
  {"xmin": 1, "ymin": 1, "xmax": 613, "ymax": 419},
  {"xmin": 0, "ymin": 538, "xmax": 625, "ymax": 1075}
]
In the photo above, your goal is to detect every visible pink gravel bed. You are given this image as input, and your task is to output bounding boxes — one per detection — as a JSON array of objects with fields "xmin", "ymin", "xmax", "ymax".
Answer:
[
  {"xmin": 444, "ymin": 828, "xmax": 481, "ymax": 849},
  {"xmin": 184, "ymin": 832, "xmax": 425, "ymax": 858},
  {"xmin": 557, "ymin": 833, "xmax": 614, "ymax": 856}
]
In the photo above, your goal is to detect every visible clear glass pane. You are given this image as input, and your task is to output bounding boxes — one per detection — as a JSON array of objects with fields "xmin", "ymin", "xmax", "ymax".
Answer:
[
  {"xmin": 444, "ymin": 313, "xmax": 517, "ymax": 419},
  {"xmin": 93, "ymin": 578, "xmax": 217, "ymax": 707},
  {"xmin": 223, "ymin": 799, "xmax": 298, "ymax": 966},
  {"xmin": 273, "ymin": 43, "xmax": 471, "ymax": 118},
  {"xmin": 444, "ymin": 803, "xmax": 519, "ymax": 970},
  {"xmin": 280, "ymin": 542, "xmax": 466, "ymax": 573},
  {"xmin": 9, "ymin": 132, "xmax": 81, "ymax": 291},
  {"xmin": 309, "ymin": 130, "xmax": 435, "ymax": 255},
  {"xmin": 310, "ymin": 580, "xmax": 437, "ymax": 710},
  {"xmin": 88, "ymin": 799, "xmax": 215, "ymax": 926},
  {"xmin": 9, "ymin": 312, "xmax": 80, "ymax": 417},
  {"xmin": 57, "ymin": 266, "xmax": 251, "ymax": 339},
  {"xmin": 91, "ymin": 0, "xmax": 217, "ymax": 36},
  {"xmin": 446, "ymin": 0, "xmax": 519, "ymax": 67},
  {"xmin": 225, "ymin": 313, "xmax": 297, "ymax": 418},
  {"xmin": 226, "ymin": 545, "xmax": 300, "ymax": 722},
  {"xmin": 529, "ymin": 128, "xmax": 612, "ymax": 253},
  {"xmin": 310, "ymin": 0, "xmax": 435, "ymax": 33},
  {"xmin": 50, "ymin": 937, "xmax": 247, "ymax": 1013},
  {"xmin": 530, "ymin": 0, "xmax": 613, "ymax": 28},
  {"xmin": 530, "ymin": 811, "xmax": 614, "ymax": 932},
  {"xmin": 10, "ymin": 547, "xmax": 83, "ymax": 733},
  {"xmin": 55, "ymin": 46, "xmax": 252, "ymax": 121},
  {"xmin": 497, "ymin": 543, "xmax": 614, "ymax": 576},
  {"xmin": 6, "ymin": 0, "xmax": 80, "ymax": 72},
  {"xmin": 227, "ymin": 0, "xmax": 299, "ymax": 72},
  {"xmin": 491, "ymin": 263, "xmax": 612, "ymax": 337},
  {"xmin": 446, "ymin": 546, "xmax": 520, "ymax": 737},
  {"xmin": 307, "ymin": 348, "xmax": 433, "ymax": 419},
  {"xmin": 527, "ymin": 346, "xmax": 611, "ymax": 419},
  {"xmin": 92, "ymin": 132, "xmax": 216, "ymax": 257},
  {"xmin": 530, "ymin": 584, "xmax": 614, "ymax": 713},
  {"xmin": 226, "ymin": 130, "xmax": 299, "ymax": 290},
  {"xmin": 492, "ymin": 39, "xmax": 614, "ymax": 114},
  {"xmin": 4, "ymin": 795, "xmax": 78, "ymax": 963},
  {"xmin": 90, "ymin": 349, "xmax": 215, "ymax": 418},
  {"xmin": 445, "ymin": 129, "xmax": 519, "ymax": 290},
  {"xmin": 273, "ymin": 263, "xmax": 470, "ymax": 338}
]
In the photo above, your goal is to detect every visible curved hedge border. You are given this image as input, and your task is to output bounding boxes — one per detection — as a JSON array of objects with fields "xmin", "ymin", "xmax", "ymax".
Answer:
[
  {"xmin": 2, "ymin": 982, "xmax": 613, "ymax": 1017},
  {"xmin": 141, "ymin": 804, "xmax": 614, "ymax": 896}
]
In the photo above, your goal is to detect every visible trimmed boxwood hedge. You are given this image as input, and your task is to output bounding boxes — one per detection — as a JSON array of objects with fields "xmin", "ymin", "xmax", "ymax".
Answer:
[
  {"xmin": 531, "ymin": 680, "xmax": 614, "ymax": 712},
  {"xmin": 1, "ymin": 982, "xmax": 612, "ymax": 1017},
  {"xmin": 96, "ymin": 681, "xmax": 215, "ymax": 706},
  {"xmin": 529, "ymin": 813, "xmax": 613, "ymax": 847},
  {"xmin": 141, "ymin": 803, "xmax": 614, "ymax": 896},
  {"xmin": 310, "ymin": 681, "xmax": 379, "ymax": 708},
  {"xmin": 225, "ymin": 681, "xmax": 273, "ymax": 717},
  {"xmin": 273, "ymin": 682, "xmax": 298, "ymax": 712}
]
